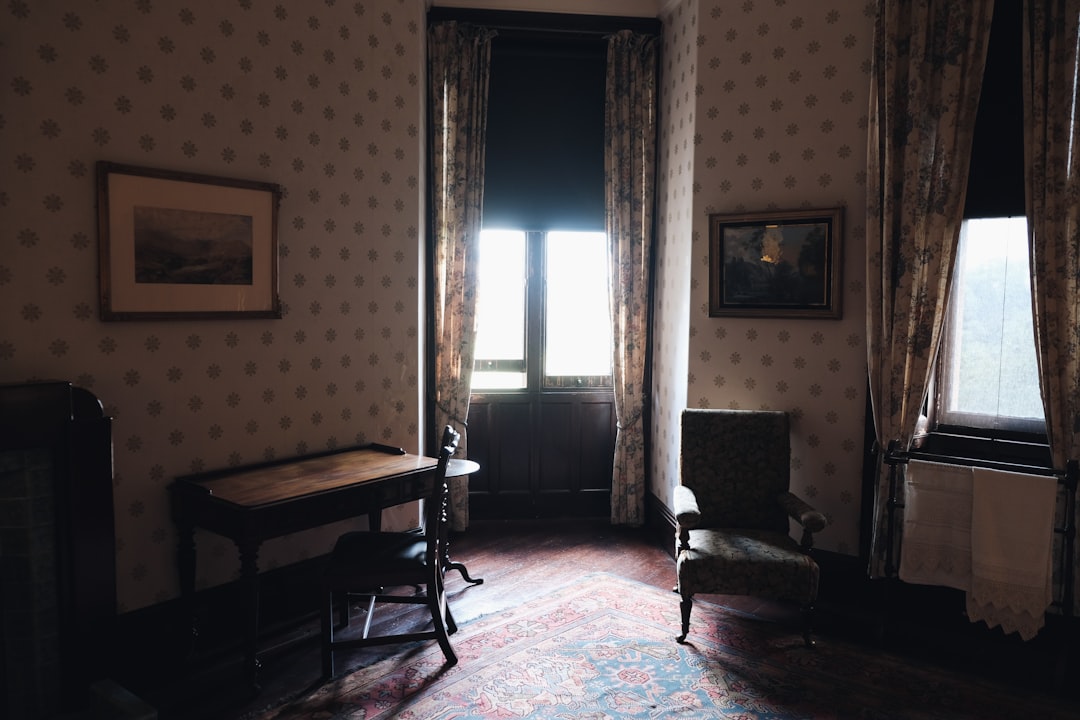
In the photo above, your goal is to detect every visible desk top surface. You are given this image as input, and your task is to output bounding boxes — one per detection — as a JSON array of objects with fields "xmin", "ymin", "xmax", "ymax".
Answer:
[{"xmin": 179, "ymin": 447, "xmax": 438, "ymax": 508}]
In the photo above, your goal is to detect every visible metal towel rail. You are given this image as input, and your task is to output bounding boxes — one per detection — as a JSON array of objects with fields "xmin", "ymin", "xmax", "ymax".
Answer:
[{"xmin": 880, "ymin": 442, "xmax": 1077, "ymax": 685}]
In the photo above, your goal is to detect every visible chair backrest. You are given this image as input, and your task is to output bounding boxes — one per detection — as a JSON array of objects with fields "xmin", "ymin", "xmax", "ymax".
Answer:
[
  {"xmin": 424, "ymin": 425, "xmax": 460, "ymax": 557},
  {"xmin": 679, "ymin": 409, "xmax": 790, "ymax": 532}
]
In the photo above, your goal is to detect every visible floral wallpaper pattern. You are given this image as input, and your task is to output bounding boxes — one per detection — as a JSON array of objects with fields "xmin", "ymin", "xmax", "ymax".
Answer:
[
  {"xmin": 3, "ymin": 0, "xmax": 875, "ymax": 614},
  {"xmin": 653, "ymin": 0, "xmax": 696, "ymax": 517},
  {"xmin": 1, "ymin": 0, "xmax": 426, "ymax": 612},
  {"xmin": 655, "ymin": 0, "xmax": 875, "ymax": 556}
]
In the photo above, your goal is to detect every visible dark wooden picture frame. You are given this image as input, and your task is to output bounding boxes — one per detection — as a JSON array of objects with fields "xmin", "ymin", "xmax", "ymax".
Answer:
[
  {"xmin": 708, "ymin": 206, "xmax": 843, "ymax": 319},
  {"xmin": 97, "ymin": 162, "xmax": 282, "ymax": 321}
]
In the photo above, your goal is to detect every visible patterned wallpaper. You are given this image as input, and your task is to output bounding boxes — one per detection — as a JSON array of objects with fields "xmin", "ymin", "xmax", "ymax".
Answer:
[
  {"xmin": 2, "ymin": 0, "xmax": 875, "ymax": 614},
  {"xmin": 654, "ymin": 0, "xmax": 875, "ymax": 555},
  {"xmin": 1, "ymin": 0, "xmax": 427, "ymax": 612},
  {"xmin": 652, "ymin": 0, "xmax": 695, "ymax": 510}
]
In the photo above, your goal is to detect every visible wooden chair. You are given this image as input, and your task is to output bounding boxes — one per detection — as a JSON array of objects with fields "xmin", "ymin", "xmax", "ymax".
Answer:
[
  {"xmin": 320, "ymin": 426, "xmax": 460, "ymax": 677},
  {"xmin": 674, "ymin": 409, "xmax": 827, "ymax": 646}
]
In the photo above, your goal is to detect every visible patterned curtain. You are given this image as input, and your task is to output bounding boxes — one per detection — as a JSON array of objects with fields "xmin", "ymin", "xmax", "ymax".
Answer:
[
  {"xmin": 1022, "ymin": 0, "xmax": 1080, "ymax": 612},
  {"xmin": 428, "ymin": 22, "xmax": 495, "ymax": 531},
  {"xmin": 605, "ymin": 31, "xmax": 658, "ymax": 526},
  {"xmin": 865, "ymin": 1, "xmax": 993, "ymax": 576}
]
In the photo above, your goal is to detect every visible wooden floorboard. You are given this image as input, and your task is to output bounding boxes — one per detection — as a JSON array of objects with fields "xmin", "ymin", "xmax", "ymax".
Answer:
[
  {"xmin": 139, "ymin": 517, "xmax": 1078, "ymax": 720},
  {"xmin": 145, "ymin": 518, "xmax": 679, "ymax": 720}
]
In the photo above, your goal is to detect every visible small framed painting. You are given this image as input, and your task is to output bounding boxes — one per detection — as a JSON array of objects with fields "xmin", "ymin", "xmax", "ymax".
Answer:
[
  {"xmin": 708, "ymin": 206, "xmax": 843, "ymax": 319},
  {"xmin": 97, "ymin": 162, "xmax": 282, "ymax": 321}
]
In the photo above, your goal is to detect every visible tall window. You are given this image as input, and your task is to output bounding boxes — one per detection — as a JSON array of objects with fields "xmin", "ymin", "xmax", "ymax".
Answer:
[
  {"xmin": 472, "ymin": 229, "xmax": 612, "ymax": 391},
  {"xmin": 936, "ymin": 217, "xmax": 1044, "ymax": 434},
  {"xmin": 931, "ymin": 0, "xmax": 1045, "ymax": 442},
  {"xmin": 471, "ymin": 29, "xmax": 612, "ymax": 394}
]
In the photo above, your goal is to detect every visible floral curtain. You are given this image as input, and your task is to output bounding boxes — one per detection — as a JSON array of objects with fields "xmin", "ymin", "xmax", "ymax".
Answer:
[
  {"xmin": 865, "ymin": 0, "xmax": 993, "ymax": 576},
  {"xmin": 428, "ymin": 22, "xmax": 495, "ymax": 531},
  {"xmin": 1022, "ymin": 0, "xmax": 1080, "ymax": 612},
  {"xmin": 605, "ymin": 31, "xmax": 658, "ymax": 526}
]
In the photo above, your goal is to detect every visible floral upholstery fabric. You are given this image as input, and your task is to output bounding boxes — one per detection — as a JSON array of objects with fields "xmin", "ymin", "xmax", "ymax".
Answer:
[
  {"xmin": 678, "ymin": 528, "xmax": 819, "ymax": 605},
  {"xmin": 678, "ymin": 409, "xmax": 792, "ymax": 533},
  {"xmin": 675, "ymin": 409, "xmax": 826, "ymax": 634}
]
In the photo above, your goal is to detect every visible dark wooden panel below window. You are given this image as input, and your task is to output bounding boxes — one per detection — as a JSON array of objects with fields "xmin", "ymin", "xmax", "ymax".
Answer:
[{"xmin": 467, "ymin": 392, "xmax": 615, "ymax": 519}]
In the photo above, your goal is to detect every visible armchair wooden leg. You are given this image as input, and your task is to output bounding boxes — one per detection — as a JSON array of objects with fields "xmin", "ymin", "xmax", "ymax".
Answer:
[
  {"xmin": 677, "ymin": 593, "xmax": 693, "ymax": 643},
  {"xmin": 802, "ymin": 602, "xmax": 816, "ymax": 648}
]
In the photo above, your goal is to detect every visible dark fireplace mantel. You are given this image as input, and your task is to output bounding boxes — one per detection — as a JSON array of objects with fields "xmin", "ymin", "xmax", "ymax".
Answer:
[{"xmin": 0, "ymin": 381, "xmax": 116, "ymax": 718}]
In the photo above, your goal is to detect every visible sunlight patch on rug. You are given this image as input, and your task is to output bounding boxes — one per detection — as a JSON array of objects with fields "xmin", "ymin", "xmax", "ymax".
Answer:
[{"xmin": 261, "ymin": 573, "xmax": 1072, "ymax": 719}]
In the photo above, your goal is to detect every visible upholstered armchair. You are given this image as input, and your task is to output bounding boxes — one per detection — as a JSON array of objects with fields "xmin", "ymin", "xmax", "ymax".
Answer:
[{"xmin": 674, "ymin": 409, "xmax": 827, "ymax": 645}]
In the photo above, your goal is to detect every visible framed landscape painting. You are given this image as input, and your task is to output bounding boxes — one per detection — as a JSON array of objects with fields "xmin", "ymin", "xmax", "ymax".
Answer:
[
  {"xmin": 708, "ymin": 206, "xmax": 843, "ymax": 319},
  {"xmin": 97, "ymin": 162, "xmax": 282, "ymax": 320}
]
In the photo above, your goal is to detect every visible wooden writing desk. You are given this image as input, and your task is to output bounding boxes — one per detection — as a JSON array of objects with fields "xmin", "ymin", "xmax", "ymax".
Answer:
[{"xmin": 169, "ymin": 444, "xmax": 471, "ymax": 690}]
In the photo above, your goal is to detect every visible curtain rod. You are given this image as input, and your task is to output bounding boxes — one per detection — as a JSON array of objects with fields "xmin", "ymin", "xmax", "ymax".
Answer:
[{"xmin": 426, "ymin": 8, "xmax": 661, "ymax": 37}]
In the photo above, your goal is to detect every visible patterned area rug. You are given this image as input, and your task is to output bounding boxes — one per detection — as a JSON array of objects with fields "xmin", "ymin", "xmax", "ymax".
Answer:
[{"xmin": 261, "ymin": 574, "xmax": 1071, "ymax": 719}]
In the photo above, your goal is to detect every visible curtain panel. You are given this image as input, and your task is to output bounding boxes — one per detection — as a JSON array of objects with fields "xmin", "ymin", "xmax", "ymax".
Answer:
[
  {"xmin": 605, "ymin": 31, "xmax": 659, "ymax": 526},
  {"xmin": 1023, "ymin": 0, "xmax": 1080, "ymax": 613},
  {"xmin": 428, "ymin": 22, "xmax": 495, "ymax": 531},
  {"xmin": 865, "ymin": 0, "xmax": 993, "ymax": 576}
]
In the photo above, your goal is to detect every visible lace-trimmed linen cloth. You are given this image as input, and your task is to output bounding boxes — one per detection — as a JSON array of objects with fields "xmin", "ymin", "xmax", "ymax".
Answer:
[
  {"xmin": 898, "ymin": 462, "xmax": 1058, "ymax": 640},
  {"xmin": 965, "ymin": 468, "xmax": 1058, "ymax": 641},
  {"xmin": 898, "ymin": 460, "xmax": 973, "ymax": 591}
]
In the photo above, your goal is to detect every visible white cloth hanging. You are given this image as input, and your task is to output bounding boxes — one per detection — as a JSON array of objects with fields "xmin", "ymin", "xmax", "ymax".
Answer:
[
  {"xmin": 965, "ymin": 468, "xmax": 1057, "ymax": 641},
  {"xmin": 898, "ymin": 460, "xmax": 973, "ymax": 591}
]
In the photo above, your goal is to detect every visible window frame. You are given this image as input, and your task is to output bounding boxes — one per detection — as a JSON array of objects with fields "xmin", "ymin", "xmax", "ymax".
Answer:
[
  {"xmin": 471, "ymin": 229, "xmax": 614, "ymax": 395},
  {"xmin": 924, "ymin": 272, "xmax": 1050, "ymax": 467},
  {"xmin": 928, "ymin": 218, "xmax": 1047, "ymax": 438}
]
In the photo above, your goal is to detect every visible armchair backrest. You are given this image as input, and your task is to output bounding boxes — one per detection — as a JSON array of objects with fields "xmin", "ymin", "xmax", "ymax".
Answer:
[{"xmin": 679, "ymin": 409, "xmax": 790, "ymax": 532}]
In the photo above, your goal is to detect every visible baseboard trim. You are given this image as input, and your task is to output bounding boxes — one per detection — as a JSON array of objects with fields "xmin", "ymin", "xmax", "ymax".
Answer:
[{"xmin": 112, "ymin": 555, "xmax": 327, "ymax": 689}]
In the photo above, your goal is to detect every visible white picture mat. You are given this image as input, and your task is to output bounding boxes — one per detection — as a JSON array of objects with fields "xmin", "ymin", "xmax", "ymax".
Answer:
[{"xmin": 105, "ymin": 173, "xmax": 277, "ymax": 314}]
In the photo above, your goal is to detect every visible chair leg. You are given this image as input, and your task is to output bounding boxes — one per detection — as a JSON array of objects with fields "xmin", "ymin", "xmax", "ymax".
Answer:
[
  {"xmin": 321, "ymin": 592, "xmax": 334, "ymax": 678},
  {"xmin": 677, "ymin": 593, "xmax": 693, "ymax": 643},
  {"xmin": 430, "ymin": 596, "xmax": 458, "ymax": 666},
  {"xmin": 802, "ymin": 602, "xmax": 816, "ymax": 648},
  {"xmin": 360, "ymin": 594, "xmax": 376, "ymax": 639},
  {"xmin": 445, "ymin": 600, "xmax": 458, "ymax": 635},
  {"xmin": 336, "ymin": 590, "xmax": 349, "ymax": 628}
]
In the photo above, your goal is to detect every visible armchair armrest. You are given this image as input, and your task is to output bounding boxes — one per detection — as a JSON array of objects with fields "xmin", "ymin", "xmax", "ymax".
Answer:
[
  {"xmin": 777, "ymin": 491, "xmax": 827, "ymax": 551},
  {"xmin": 674, "ymin": 484, "xmax": 700, "ymax": 552},
  {"xmin": 674, "ymin": 484, "xmax": 701, "ymax": 529}
]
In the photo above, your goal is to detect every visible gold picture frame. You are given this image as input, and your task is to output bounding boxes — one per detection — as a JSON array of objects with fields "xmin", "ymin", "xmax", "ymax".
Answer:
[
  {"xmin": 97, "ymin": 162, "xmax": 282, "ymax": 321},
  {"xmin": 708, "ymin": 206, "xmax": 843, "ymax": 319}
]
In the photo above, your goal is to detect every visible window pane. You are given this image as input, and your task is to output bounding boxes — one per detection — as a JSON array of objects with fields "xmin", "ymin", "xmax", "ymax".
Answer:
[
  {"xmin": 940, "ymin": 217, "xmax": 1044, "ymax": 431},
  {"xmin": 544, "ymin": 231, "xmax": 612, "ymax": 383},
  {"xmin": 472, "ymin": 229, "xmax": 526, "ymax": 390}
]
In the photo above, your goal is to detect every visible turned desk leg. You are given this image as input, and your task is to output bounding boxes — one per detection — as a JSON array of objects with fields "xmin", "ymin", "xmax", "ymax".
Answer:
[
  {"xmin": 238, "ymin": 541, "xmax": 262, "ymax": 693},
  {"xmin": 176, "ymin": 522, "xmax": 198, "ymax": 657}
]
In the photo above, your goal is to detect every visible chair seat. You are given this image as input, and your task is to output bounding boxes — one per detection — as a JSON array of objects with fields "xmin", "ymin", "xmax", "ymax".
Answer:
[
  {"xmin": 320, "ymin": 426, "xmax": 462, "ymax": 678},
  {"xmin": 677, "ymin": 528, "xmax": 819, "ymax": 605},
  {"xmin": 325, "ymin": 531, "xmax": 429, "ymax": 585}
]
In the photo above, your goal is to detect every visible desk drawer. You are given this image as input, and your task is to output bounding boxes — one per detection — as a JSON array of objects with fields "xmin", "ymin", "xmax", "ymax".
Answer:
[{"xmin": 382, "ymin": 475, "xmax": 434, "ymax": 505}]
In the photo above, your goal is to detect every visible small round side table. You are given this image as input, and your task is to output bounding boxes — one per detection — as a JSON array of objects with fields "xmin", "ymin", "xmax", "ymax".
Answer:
[{"xmin": 441, "ymin": 458, "xmax": 483, "ymax": 585}]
